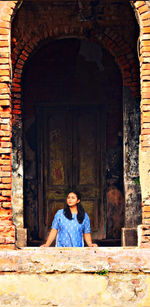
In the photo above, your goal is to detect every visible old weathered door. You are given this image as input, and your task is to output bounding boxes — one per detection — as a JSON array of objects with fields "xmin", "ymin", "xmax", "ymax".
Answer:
[{"xmin": 37, "ymin": 106, "xmax": 106, "ymax": 242}]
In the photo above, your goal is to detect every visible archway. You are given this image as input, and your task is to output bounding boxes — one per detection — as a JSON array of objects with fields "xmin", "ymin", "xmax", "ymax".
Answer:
[
  {"xmin": 21, "ymin": 38, "xmax": 124, "ymax": 246},
  {"xmin": 9, "ymin": 0, "xmax": 144, "ymax": 247}
]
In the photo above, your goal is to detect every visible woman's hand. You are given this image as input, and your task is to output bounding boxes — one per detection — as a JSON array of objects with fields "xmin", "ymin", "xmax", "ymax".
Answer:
[
  {"xmin": 40, "ymin": 244, "xmax": 49, "ymax": 247},
  {"xmin": 40, "ymin": 228, "xmax": 58, "ymax": 247},
  {"xmin": 88, "ymin": 243, "xmax": 98, "ymax": 247},
  {"xmin": 84, "ymin": 233, "xmax": 98, "ymax": 247}
]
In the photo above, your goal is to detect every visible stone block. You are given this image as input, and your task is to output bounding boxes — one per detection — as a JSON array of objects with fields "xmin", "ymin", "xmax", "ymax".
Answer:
[
  {"xmin": 122, "ymin": 227, "xmax": 137, "ymax": 246},
  {"xmin": 16, "ymin": 228, "xmax": 27, "ymax": 248}
]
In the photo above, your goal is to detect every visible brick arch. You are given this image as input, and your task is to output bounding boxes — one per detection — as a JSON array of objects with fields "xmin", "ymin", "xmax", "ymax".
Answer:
[{"xmin": 11, "ymin": 25, "xmax": 139, "ymax": 119}]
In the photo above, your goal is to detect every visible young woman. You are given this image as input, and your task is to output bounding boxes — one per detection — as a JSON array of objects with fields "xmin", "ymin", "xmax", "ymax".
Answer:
[{"xmin": 41, "ymin": 190, "xmax": 98, "ymax": 247}]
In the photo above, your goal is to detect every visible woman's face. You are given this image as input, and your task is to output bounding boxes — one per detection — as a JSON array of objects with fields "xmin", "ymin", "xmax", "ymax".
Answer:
[{"xmin": 67, "ymin": 192, "xmax": 80, "ymax": 207}]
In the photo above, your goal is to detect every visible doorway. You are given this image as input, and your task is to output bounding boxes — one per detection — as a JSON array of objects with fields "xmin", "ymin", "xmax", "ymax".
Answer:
[
  {"xmin": 22, "ymin": 38, "xmax": 124, "ymax": 246},
  {"xmin": 37, "ymin": 105, "xmax": 106, "ymax": 242}
]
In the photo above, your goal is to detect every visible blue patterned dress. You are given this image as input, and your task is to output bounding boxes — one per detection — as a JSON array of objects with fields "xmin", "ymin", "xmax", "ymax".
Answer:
[{"xmin": 51, "ymin": 209, "xmax": 91, "ymax": 247}]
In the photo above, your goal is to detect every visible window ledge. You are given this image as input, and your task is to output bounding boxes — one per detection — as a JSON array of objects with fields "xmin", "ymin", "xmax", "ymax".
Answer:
[{"xmin": 0, "ymin": 247, "xmax": 149, "ymax": 273}]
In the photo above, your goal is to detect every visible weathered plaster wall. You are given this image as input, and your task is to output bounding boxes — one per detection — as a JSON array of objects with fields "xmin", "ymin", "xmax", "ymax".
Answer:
[
  {"xmin": 1, "ymin": 272, "xmax": 150, "ymax": 306},
  {"xmin": 0, "ymin": 248, "xmax": 150, "ymax": 306},
  {"xmin": 123, "ymin": 86, "xmax": 141, "ymax": 227}
]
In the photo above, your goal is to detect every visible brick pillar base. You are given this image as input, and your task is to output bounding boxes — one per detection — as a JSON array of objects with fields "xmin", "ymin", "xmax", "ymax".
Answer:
[
  {"xmin": 16, "ymin": 228, "xmax": 27, "ymax": 248},
  {"xmin": 121, "ymin": 227, "xmax": 137, "ymax": 246},
  {"xmin": 137, "ymin": 225, "xmax": 150, "ymax": 248}
]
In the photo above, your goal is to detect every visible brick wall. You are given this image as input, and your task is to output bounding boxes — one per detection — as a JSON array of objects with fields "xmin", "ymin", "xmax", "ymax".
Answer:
[
  {"xmin": 0, "ymin": 1, "xmax": 18, "ymax": 248},
  {"xmin": 0, "ymin": 0, "xmax": 149, "ymax": 248}
]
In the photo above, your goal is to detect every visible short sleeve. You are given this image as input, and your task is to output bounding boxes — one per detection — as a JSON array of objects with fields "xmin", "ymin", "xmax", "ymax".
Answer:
[
  {"xmin": 83, "ymin": 213, "xmax": 91, "ymax": 233},
  {"xmin": 51, "ymin": 210, "xmax": 60, "ymax": 230}
]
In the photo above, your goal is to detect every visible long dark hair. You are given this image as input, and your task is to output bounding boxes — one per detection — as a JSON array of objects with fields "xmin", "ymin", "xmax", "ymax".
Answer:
[{"xmin": 63, "ymin": 189, "xmax": 85, "ymax": 224}]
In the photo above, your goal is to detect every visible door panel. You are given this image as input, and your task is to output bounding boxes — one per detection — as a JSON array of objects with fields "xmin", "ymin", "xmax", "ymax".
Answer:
[
  {"xmin": 37, "ymin": 106, "xmax": 105, "ymax": 241},
  {"xmin": 74, "ymin": 108, "xmax": 100, "ymax": 233},
  {"xmin": 45, "ymin": 110, "xmax": 72, "ymax": 232}
]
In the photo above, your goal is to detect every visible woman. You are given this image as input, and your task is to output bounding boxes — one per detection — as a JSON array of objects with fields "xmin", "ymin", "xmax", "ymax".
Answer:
[{"xmin": 41, "ymin": 189, "xmax": 97, "ymax": 247}]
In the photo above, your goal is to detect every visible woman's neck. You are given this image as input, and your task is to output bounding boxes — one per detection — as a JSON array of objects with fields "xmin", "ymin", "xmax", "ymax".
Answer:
[{"xmin": 70, "ymin": 205, "xmax": 78, "ymax": 214}]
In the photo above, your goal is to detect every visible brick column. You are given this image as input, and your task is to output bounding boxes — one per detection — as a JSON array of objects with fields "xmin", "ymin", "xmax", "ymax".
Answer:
[
  {"xmin": 135, "ymin": 1, "xmax": 150, "ymax": 247},
  {"xmin": 0, "ymin": 1, "xmax": 17, "ymax": 248}
]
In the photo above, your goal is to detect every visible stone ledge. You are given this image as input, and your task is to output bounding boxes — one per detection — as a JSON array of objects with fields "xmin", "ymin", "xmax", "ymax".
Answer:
[{"xmin": 0, "ymin": 247, "xmax": 150, "ymax": 273}]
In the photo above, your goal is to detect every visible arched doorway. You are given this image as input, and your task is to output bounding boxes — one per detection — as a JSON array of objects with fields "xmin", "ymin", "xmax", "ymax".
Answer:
[{"xmin": 22, "ymin": 38, "xmax": 124, "ymax": 246}]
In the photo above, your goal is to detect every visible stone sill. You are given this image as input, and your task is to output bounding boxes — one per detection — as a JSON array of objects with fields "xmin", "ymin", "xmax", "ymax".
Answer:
[{"xmin": 0, "ymin": 247, "xmax": 150, "ymax": 273}]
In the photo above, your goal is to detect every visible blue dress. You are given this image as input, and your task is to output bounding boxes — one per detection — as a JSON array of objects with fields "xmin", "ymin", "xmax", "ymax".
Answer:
[{"xmin": 51, "ymin": 209, "xmax": 91, "ymax": 247}]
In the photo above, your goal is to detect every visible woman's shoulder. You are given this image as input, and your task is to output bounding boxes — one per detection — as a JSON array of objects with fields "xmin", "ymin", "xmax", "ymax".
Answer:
[
  {"xmin": 55, "ymin": 209, "xmax": 64, "ymax": 217},
  {"xmin": 56, "ymin": 209, "xmax": 64, "ymax": 214},
  {"xmin": 84, "ymin": 212, "xmax": 90, "ymax": 220}
]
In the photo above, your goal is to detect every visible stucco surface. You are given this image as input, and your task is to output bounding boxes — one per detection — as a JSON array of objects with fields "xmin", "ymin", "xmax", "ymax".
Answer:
[{"xmin": 0, "ymin": 272, "xmax": 150, "ymax": 306}]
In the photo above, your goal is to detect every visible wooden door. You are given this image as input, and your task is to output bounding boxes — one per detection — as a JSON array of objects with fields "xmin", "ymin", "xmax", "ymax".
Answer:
[{"xmin": 37, "ymin": 106, "xmax": 106, "ymax": 242}]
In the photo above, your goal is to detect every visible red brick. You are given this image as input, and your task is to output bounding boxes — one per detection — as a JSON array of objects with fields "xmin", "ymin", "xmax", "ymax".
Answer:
[
  {"xmin": 1, "ymin": 202, "xmax": 11, "ymax": 209},
  {"xmin": 135, "ymin": 1, "xmax": 145, "ymax": 8},
  {"xmin": 142, "ymin": 20, "xmax": 150, "ymax": 27},
  {"xmin": 2, "ymin": 178, "xmax": 11, "ymax": 183},
  {"xmin": 0, "ymin": 184, "xmax": 11, "ymax": 189},
  {"xmin": 12, "ymin": 78, "xmax": 21, "ymax": 83},
  {"xmin": 0, "ymin": 70, "xmax": 10, "ymax": 76},
  {"xmin": 141, "ymin": 129, "xmax": 150, "ymax": 134},
  {"xmin": 0, "ymin": 142, "xmax": 11, "ymax": 148},
  {"xmin": 0, "ymin": 159, "xmax": 10, "ymax": 165},
  {"xmin": 142, "ymin": 34, "xmax": 150, "ymax": 41},
  {"xmin": 14, "ymin": 73, "xmax": 21, "ymax": 79},
  {"xmin": 138, "ymin": 5, "xmax": 149, "ymax": 15},
  {"xmin": 0, "ymin": 34, "xmax": 9, "ymax": 40},
  {"xmin": 0, "ymin": 58, "xmax": 9, "ymax": 64},
  {"xmin": 20, "ymin": 54, "xmax": 27, "ymax": 61},
  {"xmin": 22, "ymin": 50, "xmax": 29, "ymax": 57},
  {"xmin": 142, "ymin": 81, "xmax": 150, "ymax": 87},
  {"xmin": 0, "ymin": 130, "xmax": 10, "ymax": 137},
  {"xmin": 0, "ymin": 208, "xmax": 12, "ymax": 216},
  {"xmin": 0, "ymin": 100, "xmax": 10, "ymax": 106},
  {"xmin": 0, "ymin": 21, "xmax": 10, "ymax": 29},
  {"xmin": 0, "ymin": 148, "xmax": 11, "ymax": 154},
  {"xmin": 0, "ymin": 41, "xmax": 9, "ymax": 47},
  {"xmin": 142, "ymin": 92, "xmax": 150, "ymax": 99},
  {"xmin": 143, "ymin": 27, "xmax": 150, "ymax": 34},
  {"xmin": 141, "ymin": 41, "xmax": 150, "ymax": 47},
  {"xmin": 12, "ymin": 109, "xmax": 21, "ymax": 115},
  {"xmin": 141, "ymin": 12, "xmax": 150, "ymax": 20},
  {"xmin": 0, "ymin": 138, "xmax": 11, "ymax": 143},
  {"xmin": 142, "ymin": 64, "xmax": 150, "ymax": 70},
  {"xmin": 0, "ymin": 94, "xmax": 10, "ymax": 99},
  {"xmin": 0, "ymin": 53, "xmax": 9, "ymax": 58},
  {"xmin": 0, "ymin": 28, "xmax": 9, "ymax": 35},
  {"xmin": 0, "ymin": 77, "xmax": 10, "ymax": 82},
  {"xmin": 16, "ymin": 63, "xmax": 23, "ymax": 70},
  {"xmin": 0, "ymin": 244, "xmax": 15, "ymax": 250},
  {"xmin": 142, "ymin": 205, "xmax": 150, "ymax": 212},
  {"xmin": 0, "ymin": 164, "xmax": 11, "ymax": 171},
  {"xmin": 2, "ymin": 190, "xmax": 11, "ymax": 197},
  {"xmin": 0, "ymin": 64, "xmax": 10, "ymax": 70},
  {"xmin": 1, "ymin": 124, "xmax": 10, "ymax": 130},
  {"xmin": 143, "ymin": 212, "xmax": 150, "ymax": 219}
]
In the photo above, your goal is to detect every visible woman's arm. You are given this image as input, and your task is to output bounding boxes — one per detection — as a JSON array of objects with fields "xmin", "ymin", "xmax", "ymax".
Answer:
[
  {"xmin": 84, "ymin": 233, "xmax": 98, "ymax": 247},
  {"xmin": 41, "ymin": 228, "xmax": 58, "ymax": 247}
]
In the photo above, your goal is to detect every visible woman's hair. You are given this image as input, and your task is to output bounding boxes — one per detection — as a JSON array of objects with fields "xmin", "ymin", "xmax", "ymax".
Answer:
[{"xmin": 63, "ymin": 189, "xmax": 85, "ymax": 224}]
